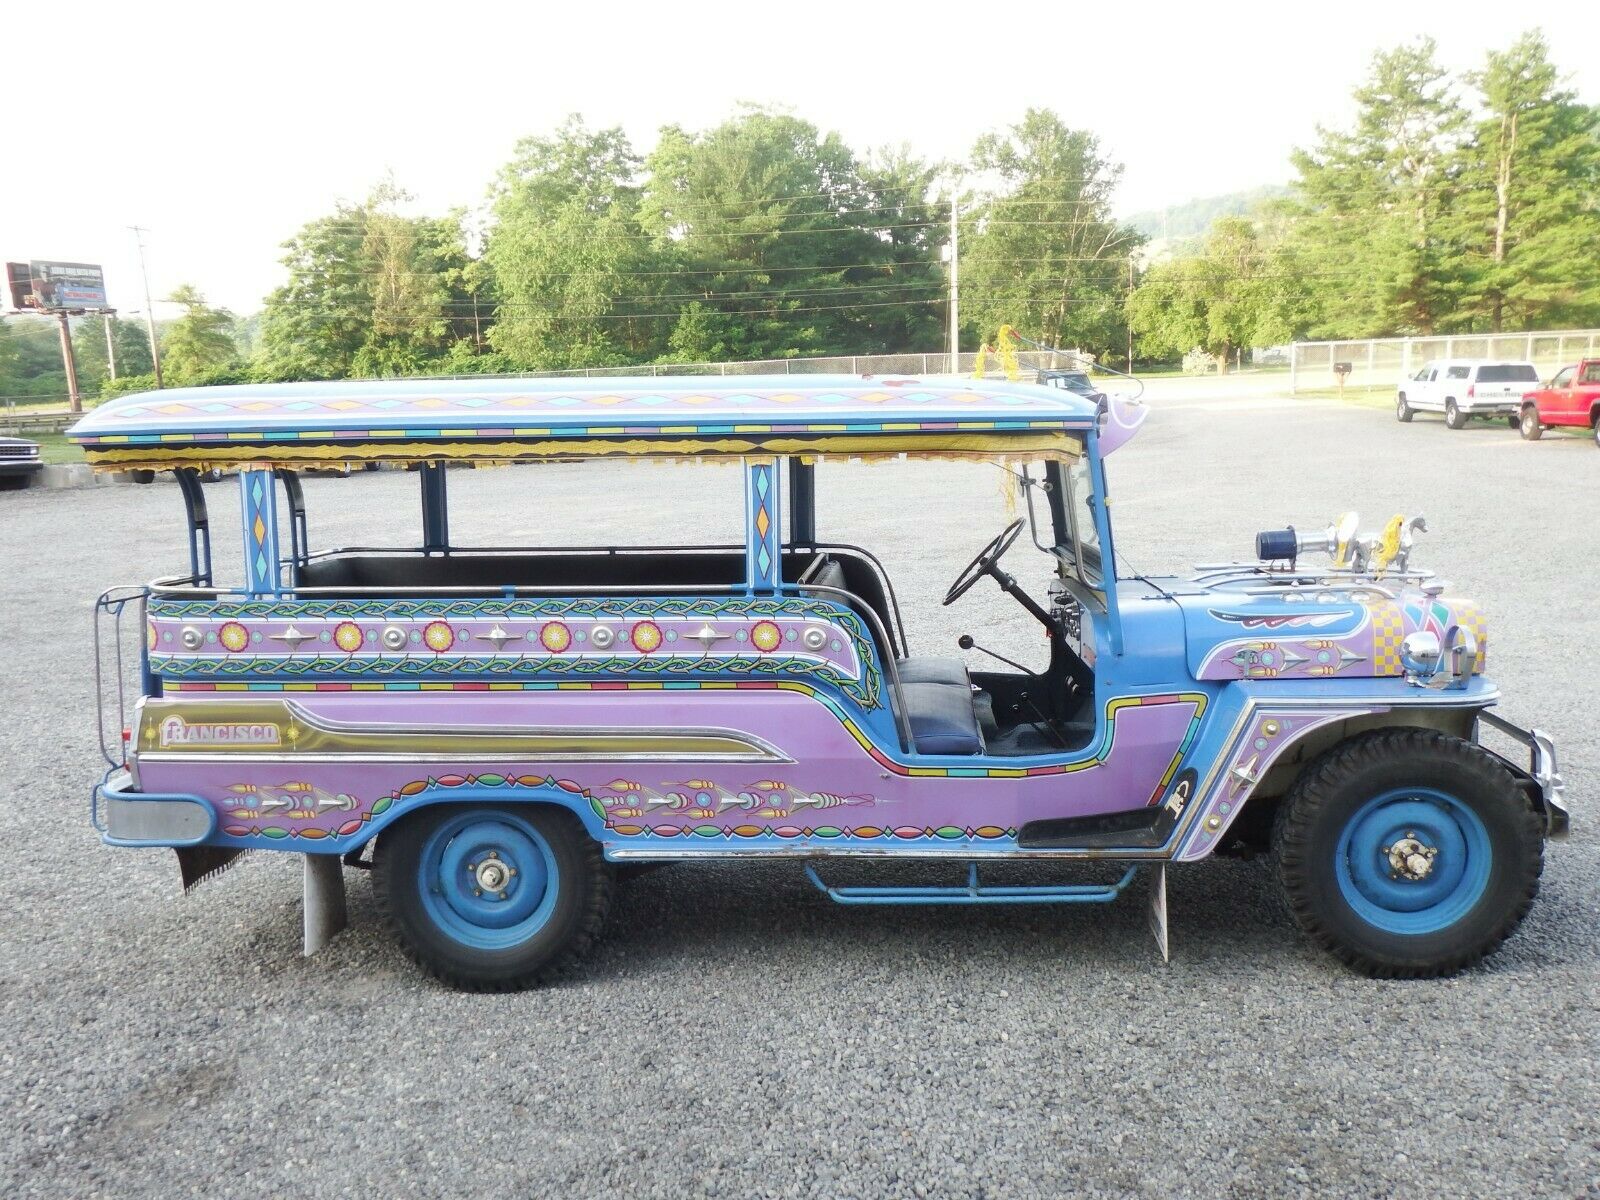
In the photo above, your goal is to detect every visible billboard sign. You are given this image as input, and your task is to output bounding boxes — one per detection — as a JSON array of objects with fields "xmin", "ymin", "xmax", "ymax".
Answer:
[{"xmin": 5, "ymin": 260, "xmax": 108, "ymax": 311}]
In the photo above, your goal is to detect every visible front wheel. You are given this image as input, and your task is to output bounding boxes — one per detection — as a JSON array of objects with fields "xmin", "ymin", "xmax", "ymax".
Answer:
[
  {"xmin": 375, "ymin": 803, "xmax": 613, "ymax": 990},
  {"xmin": 1520, "ymin": 407, "xmax": 1543, "ymax": 440},
  {"xmin": 1395, "ymin": 393, "xmax": 1413, "ymax": 423},
  {"xmin": 1275, "ymin": 729, "xmax": 1542, "ymax": 978},
  {"xmin": 1444, "ymin": 399, "xmax": 1466, "ymax": 429}
]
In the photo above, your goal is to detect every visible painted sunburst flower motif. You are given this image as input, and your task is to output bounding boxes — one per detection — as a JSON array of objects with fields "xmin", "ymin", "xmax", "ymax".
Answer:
[
  {"xmin": 750, "ymin": 620, "xmax": 782, "ymax": 653},
  {"xmin": 333, "ymin": 621, "xmax": 363, "ymax": 653},
  {"xmin": 147, "ymin": 622, "xmax": 158, "ymax": 652},
  {"xmin": 630, "ymin": 621, "xmax": 663, "ymax": 653},
  {"xmin": 540, "ymin": 622, "xmax": 572, "ymax": 653},
  {"xmin": 218, "ymin": 621, "xmax": 250, "ymax": 653},
  {"xmin": 422, "ymin": 621, "xmax": 454, "ymax": 652}
]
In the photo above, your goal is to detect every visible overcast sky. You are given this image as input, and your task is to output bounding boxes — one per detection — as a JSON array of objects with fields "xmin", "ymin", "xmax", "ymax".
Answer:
[{"xmin": 4, "ymin": 0, "xmax": 1597, "ymax": 317}]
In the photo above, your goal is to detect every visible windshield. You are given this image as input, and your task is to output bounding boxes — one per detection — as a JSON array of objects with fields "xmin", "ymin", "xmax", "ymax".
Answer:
[{"xmin": 1062, "ymin": 455, "xmax": 1104, "ymax": 588}]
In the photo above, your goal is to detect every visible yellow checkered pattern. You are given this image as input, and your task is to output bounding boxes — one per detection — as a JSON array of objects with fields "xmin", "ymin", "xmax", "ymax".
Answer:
[
  {"xmin": 1459, "ymin": 603, "xmax": 1488, "ymax": 673},
  {"xmin": 1372, "ymin": 602, "xmax": 1406, "ymax": 676}
]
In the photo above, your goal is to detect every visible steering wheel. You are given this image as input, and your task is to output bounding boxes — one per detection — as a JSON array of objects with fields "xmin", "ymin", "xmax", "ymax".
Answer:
[{"xmin": 943, "ymin": 519, "xmax": 1026, "ymax": 606}]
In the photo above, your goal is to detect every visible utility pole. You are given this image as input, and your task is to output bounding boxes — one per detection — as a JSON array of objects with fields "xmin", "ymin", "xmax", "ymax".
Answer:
[
  {"xmin": 103, "ymin": 314, "xmax": 117, "ymax": 380},
  {"xmin": 129, "ymin": 225, "xmax": 163, "ymax": 388},
  {"xmin": 1126, "ymin": 256, "xmax": 1135, "ymax": 371},
  {"xmin": 56, "ymin": 313, "xmax": 83, "ymax": 414},
  {"xmin": 948, "ymin": 197, "xmax": 959, "ymax": 373}
]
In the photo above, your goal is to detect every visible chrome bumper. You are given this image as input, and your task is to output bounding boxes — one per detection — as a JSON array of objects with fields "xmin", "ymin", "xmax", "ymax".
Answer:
[
  {"xmin": 1479, "ymin": 712, "xmax": 1569, "ymax": 840},
  {"xmin": 91, "ymin": 768, "xmax": 217, "ymax": 848}
]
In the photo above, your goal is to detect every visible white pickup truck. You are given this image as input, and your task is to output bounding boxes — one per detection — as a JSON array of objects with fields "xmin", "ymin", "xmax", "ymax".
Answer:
[{"xmin": 1396, "ymin": 359, "xmax": 1542, "ymax": 429}]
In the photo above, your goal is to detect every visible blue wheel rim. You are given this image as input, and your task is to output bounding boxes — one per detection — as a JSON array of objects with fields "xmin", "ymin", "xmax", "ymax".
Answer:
[
  {"xmin": 1334, "ymin": 787, "xmax": 1491, "ymax": 935},
  {"xmin": 417, "ymin": 810, "xmax": 559, "ymax": 951}
]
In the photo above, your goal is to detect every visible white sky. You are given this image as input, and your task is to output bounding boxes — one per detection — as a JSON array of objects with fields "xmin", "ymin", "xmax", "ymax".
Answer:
[{"xmin": 4, "ymin": 0, "xmax": 1597, "ymax": 317}]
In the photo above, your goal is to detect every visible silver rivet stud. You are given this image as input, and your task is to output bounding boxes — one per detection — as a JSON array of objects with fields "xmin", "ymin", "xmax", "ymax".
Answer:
[
  {"xmin": 591, "ymin": 625, "xmax": 616, "ymax": 649},
  {"xmin": 180, "ymin": 625, "xmax": 204, "ymax": 650},
  {"xmin": 381, "ymin": 625, "xmax": 407, "ymax": 650},
  {"xmin": 1205, "ymin": 815, "xmax": 1223, "ymax": 831},
  {"xmin": 802, "ymin": 628, "xmax": 827, "ymax": 650}
]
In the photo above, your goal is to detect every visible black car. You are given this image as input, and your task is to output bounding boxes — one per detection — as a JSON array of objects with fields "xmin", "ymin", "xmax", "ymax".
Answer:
[
  {"xmin": 0, "ymin": 437, "xmax": 42, "ymax": 488},
  {"xmin": 1035, "ymin": 369, "xmax": 1106, "ymax": 403}
]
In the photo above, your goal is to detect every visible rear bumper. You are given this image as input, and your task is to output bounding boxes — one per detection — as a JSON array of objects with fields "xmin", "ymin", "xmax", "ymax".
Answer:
[
  {"xmin": 1479, "ymin": 712, "xmax": 1569, "ymax": 839},
  {"xmin": 91, "ymin": 768, "xmax": 216, "ymax": 847},
  {"xmin": 1459, "ymin": 399, "xmax": 1522, "ymax": 415}
]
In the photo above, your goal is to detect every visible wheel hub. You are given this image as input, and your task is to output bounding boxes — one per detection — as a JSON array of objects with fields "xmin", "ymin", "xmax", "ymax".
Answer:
[
  {"xmin": 468, "ymin": 850, "xmax": 517, "ymax": 898},
  {"xmin": 1385, "ymin": 833, "xmax": 1438, "ymax": 881}
]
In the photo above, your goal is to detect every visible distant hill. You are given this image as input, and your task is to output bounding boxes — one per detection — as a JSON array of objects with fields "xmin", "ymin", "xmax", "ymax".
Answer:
[{"xmin": 1123, "ymin": 185, "xmax": 1292, "ymax": 241}]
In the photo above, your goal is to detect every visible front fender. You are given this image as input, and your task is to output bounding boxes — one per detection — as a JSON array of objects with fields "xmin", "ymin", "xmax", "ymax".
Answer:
[{"xmin": 1170, "ymin": 680, "xmax": 1499, "ymax": 862}]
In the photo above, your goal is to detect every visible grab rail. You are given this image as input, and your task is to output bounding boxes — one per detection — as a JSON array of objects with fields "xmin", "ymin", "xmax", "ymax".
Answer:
[{"xmin": 93, "ymin": 586, "xmax": 150, "ymax": 770}]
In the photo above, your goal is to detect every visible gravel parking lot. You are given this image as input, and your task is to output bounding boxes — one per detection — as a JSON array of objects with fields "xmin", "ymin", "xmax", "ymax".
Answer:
[{"xmin": 1, "ymin": 390, "xmax": 1596, "ymax": 1198}]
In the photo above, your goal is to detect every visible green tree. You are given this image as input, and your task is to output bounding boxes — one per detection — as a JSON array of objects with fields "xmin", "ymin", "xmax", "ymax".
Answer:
[
  {"xmin": 257, "ymin": 182, "xmax": 469, "ymax": 380},
  {"xmin": 1447, "ymin": 31, "xmax": 1600, "ymax": 330},
  {"xmin": 486, "ymin": 116, "xmax": 657, "ymax": 369},
  {"xmin": 639, "ymin": 107, "xmax": 905, "ymax": 361},
  {"xmin": 257, "ymin": 200, "xmax": 374, "ymax": 379},
  {"xmin": 1127, "ymin": 217, "xmax": 1311, "ymax": 371},
  {"xmin": 72, "ymin": 315, "xmax": 153, "ymax": 390},
  {"xmin": 959, "ymin": 109, "xmax": 1141, "ymax": 358},
  {"xmin": 1287, "ymin": 38, "xmax": 1467, "ymax": 337},
  {"xmin": 161, "ymin": 286, "xmax": 239, "ymax": 385}
]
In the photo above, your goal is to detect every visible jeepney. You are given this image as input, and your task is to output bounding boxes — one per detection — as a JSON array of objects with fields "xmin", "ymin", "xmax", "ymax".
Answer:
[{"xmin": 70, "ymin": 376, "xmax": 1567, "ymax": 989}]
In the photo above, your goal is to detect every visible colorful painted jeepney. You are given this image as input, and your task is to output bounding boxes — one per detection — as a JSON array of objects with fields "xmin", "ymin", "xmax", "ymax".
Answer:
[{"xmin": 71, "ymin": 376, "xmax": 1567, "ymax": 989}]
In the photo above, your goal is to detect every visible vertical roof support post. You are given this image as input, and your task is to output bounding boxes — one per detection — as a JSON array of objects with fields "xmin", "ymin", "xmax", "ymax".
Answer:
[
  {"xmin": 744, "ymin": 457, "xmax": 783, "ymax": 594},
  {"xmin": 238, "ymin": 468, "xmax": 282, "ymax": 597},
  {"xmin": 787, "ymin": 457, "xmax": 815, "ymax": 547},
  {"xmin": 420, "ymin": 462, "xmax": 450, "ymax": 555},
  {"xmin": 173, "ymin": 467, "xmax": 213, "ymax": 587}
]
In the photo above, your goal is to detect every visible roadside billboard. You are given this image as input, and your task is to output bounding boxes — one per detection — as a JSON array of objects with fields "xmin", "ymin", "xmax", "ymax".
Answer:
[{"xmin": 5, "ymin": 260, "xmax": 108, "ymax": 311}]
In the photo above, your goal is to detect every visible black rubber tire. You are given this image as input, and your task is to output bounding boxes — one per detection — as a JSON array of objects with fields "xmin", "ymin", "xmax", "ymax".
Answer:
[
  {"xmin": 1444, "ymin": 399, "xmax": 1465, "ymax": 429},
  {"xmin": 1519, "ymin": 407, "xmax": 1543, "ymax": 440},
  {"xmin": 1395, "ymin": 393, "xmax": 1413, "ymax": 423},
  {"xmin": 1273, "ymin": 728, "xmax": 1542, "ymax": 978},
  {"xmin": 1506, "ymin": 415, "xmax": 1519, "ymax": 430},
  {"xmin": 1592, "ymin": 416, "xmax": 1600, "ymax": 449},
  {"xmin": 374, "ymin": 803, "xmax": 613, "ymax": 991}
]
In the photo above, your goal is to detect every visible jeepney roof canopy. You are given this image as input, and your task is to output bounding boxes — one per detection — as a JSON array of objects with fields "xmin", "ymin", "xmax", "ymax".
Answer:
[{"xmin": 66, "ymin": 375, "xmax": 1099, "ymax": 472}]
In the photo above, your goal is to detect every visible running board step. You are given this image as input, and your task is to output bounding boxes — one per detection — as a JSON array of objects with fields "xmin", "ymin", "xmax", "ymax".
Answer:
[{"xmin": 804, "ymin": 862, "xmax": 1139, "ymax": 906}]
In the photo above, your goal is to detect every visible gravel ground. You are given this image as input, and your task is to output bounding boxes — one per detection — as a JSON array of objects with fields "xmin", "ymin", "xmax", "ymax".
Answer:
[{"xmin": 1, "ymin": 391, "xmax": 1596, "ymax": 1198}]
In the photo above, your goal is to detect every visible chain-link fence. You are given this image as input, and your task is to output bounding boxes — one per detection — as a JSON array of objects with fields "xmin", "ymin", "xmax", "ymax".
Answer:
[{"xmin": 1290, "ymin": 329, "xmax": 1600, "ymax": 393}]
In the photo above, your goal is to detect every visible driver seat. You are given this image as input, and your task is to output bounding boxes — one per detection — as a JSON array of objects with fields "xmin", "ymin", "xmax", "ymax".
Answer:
[{"xmin": 895, "ymin": 657, "xmax": 985, "ymax": 755}]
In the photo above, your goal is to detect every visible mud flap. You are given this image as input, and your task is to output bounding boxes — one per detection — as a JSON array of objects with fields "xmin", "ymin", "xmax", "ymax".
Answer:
[
  {"xmin": 1147, "ymin": 864, "xmax": 1169, "ymax": 963},
  {"xmin": 177, "ymin": 846, "xmax": 248, "ymax": 893},
  {"xmin": 303, "ymin": 855, "xmax": 348, "ymax": 956}
]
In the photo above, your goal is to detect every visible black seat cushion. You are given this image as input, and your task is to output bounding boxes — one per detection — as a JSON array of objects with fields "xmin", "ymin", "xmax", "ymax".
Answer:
[
  {"xmin": 896, "ymin": 656, "xmax": 970, "ymax": 688},
  {"xmin": 898, "ymin": 680, "xmax": 984, "ymax": 755}
]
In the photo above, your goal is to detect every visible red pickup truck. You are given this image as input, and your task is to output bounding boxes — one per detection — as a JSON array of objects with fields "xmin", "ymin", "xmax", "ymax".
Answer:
[{"xmin": 1520, "ymin": 359, "xmax": 1600, "ymax": 446}]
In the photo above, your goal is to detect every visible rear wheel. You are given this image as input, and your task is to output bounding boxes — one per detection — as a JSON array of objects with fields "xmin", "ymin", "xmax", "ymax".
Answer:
[
  {"xmin": 1592, "ymin": 415, "xmax": 1599, "ymax": 449},
  {"xmin": 375, "ymin": 803, "xmax": 613, "ymax": 991},
  {"xmin": 1275, "ymin": 729, "xmax": 1542, "ymax": 978},
  {"xmin": 1444, "ymin": 399, "xmax": 1465, "ymax": 429},
  {"xmin": 1395, "ymin": 393, "xmax": 1413, "ymax": 423},
  {"xmin": 1520, "ymin": 407, "xmax": 1543, "ymax": 440}
]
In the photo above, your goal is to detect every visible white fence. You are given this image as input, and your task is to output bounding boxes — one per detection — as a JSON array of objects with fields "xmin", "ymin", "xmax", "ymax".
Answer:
[
  {"xmin": 427, "ymin": 348, "xmax": 1098, "ymax": 382},
  {"xmin": 1290, "ymin": 329, "xmax": 1600, "ymax": 393}
]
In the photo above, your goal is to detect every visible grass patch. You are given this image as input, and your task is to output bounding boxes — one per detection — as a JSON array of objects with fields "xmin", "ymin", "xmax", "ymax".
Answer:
[{"xmin": 31, "ymin": 433, "xmax": 84, "ymax": 465}]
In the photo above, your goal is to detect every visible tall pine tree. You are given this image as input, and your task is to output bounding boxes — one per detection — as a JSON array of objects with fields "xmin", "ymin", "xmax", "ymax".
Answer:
[
  {"xmin": 1288, "ymin": 39, "xmax": 1466, "ymax": 337},
  {"xmin": 1448, "ymin": 32, "xmax": 1600, "ymax": 331}
]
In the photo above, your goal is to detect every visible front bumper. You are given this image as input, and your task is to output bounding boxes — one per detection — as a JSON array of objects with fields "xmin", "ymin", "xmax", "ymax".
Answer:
[
  {"xmin": 1479, "ymin": 711, "xmax": 1569, "ymax": 839},
  {"xmin": 91, "ymin": 768, "xmax": 216, "ymax": 847}
]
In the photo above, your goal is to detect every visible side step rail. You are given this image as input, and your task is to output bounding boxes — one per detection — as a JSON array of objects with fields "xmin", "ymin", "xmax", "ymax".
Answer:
[{"xmin": 804, "ymin": 862, "xmax": 1140, "ymax": 906}]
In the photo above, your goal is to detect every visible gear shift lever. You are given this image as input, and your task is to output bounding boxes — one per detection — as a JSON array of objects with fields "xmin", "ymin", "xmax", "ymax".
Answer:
[{"xmin": 958, "ymin": 633, "xmax": 1035, "ymax": 676}]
